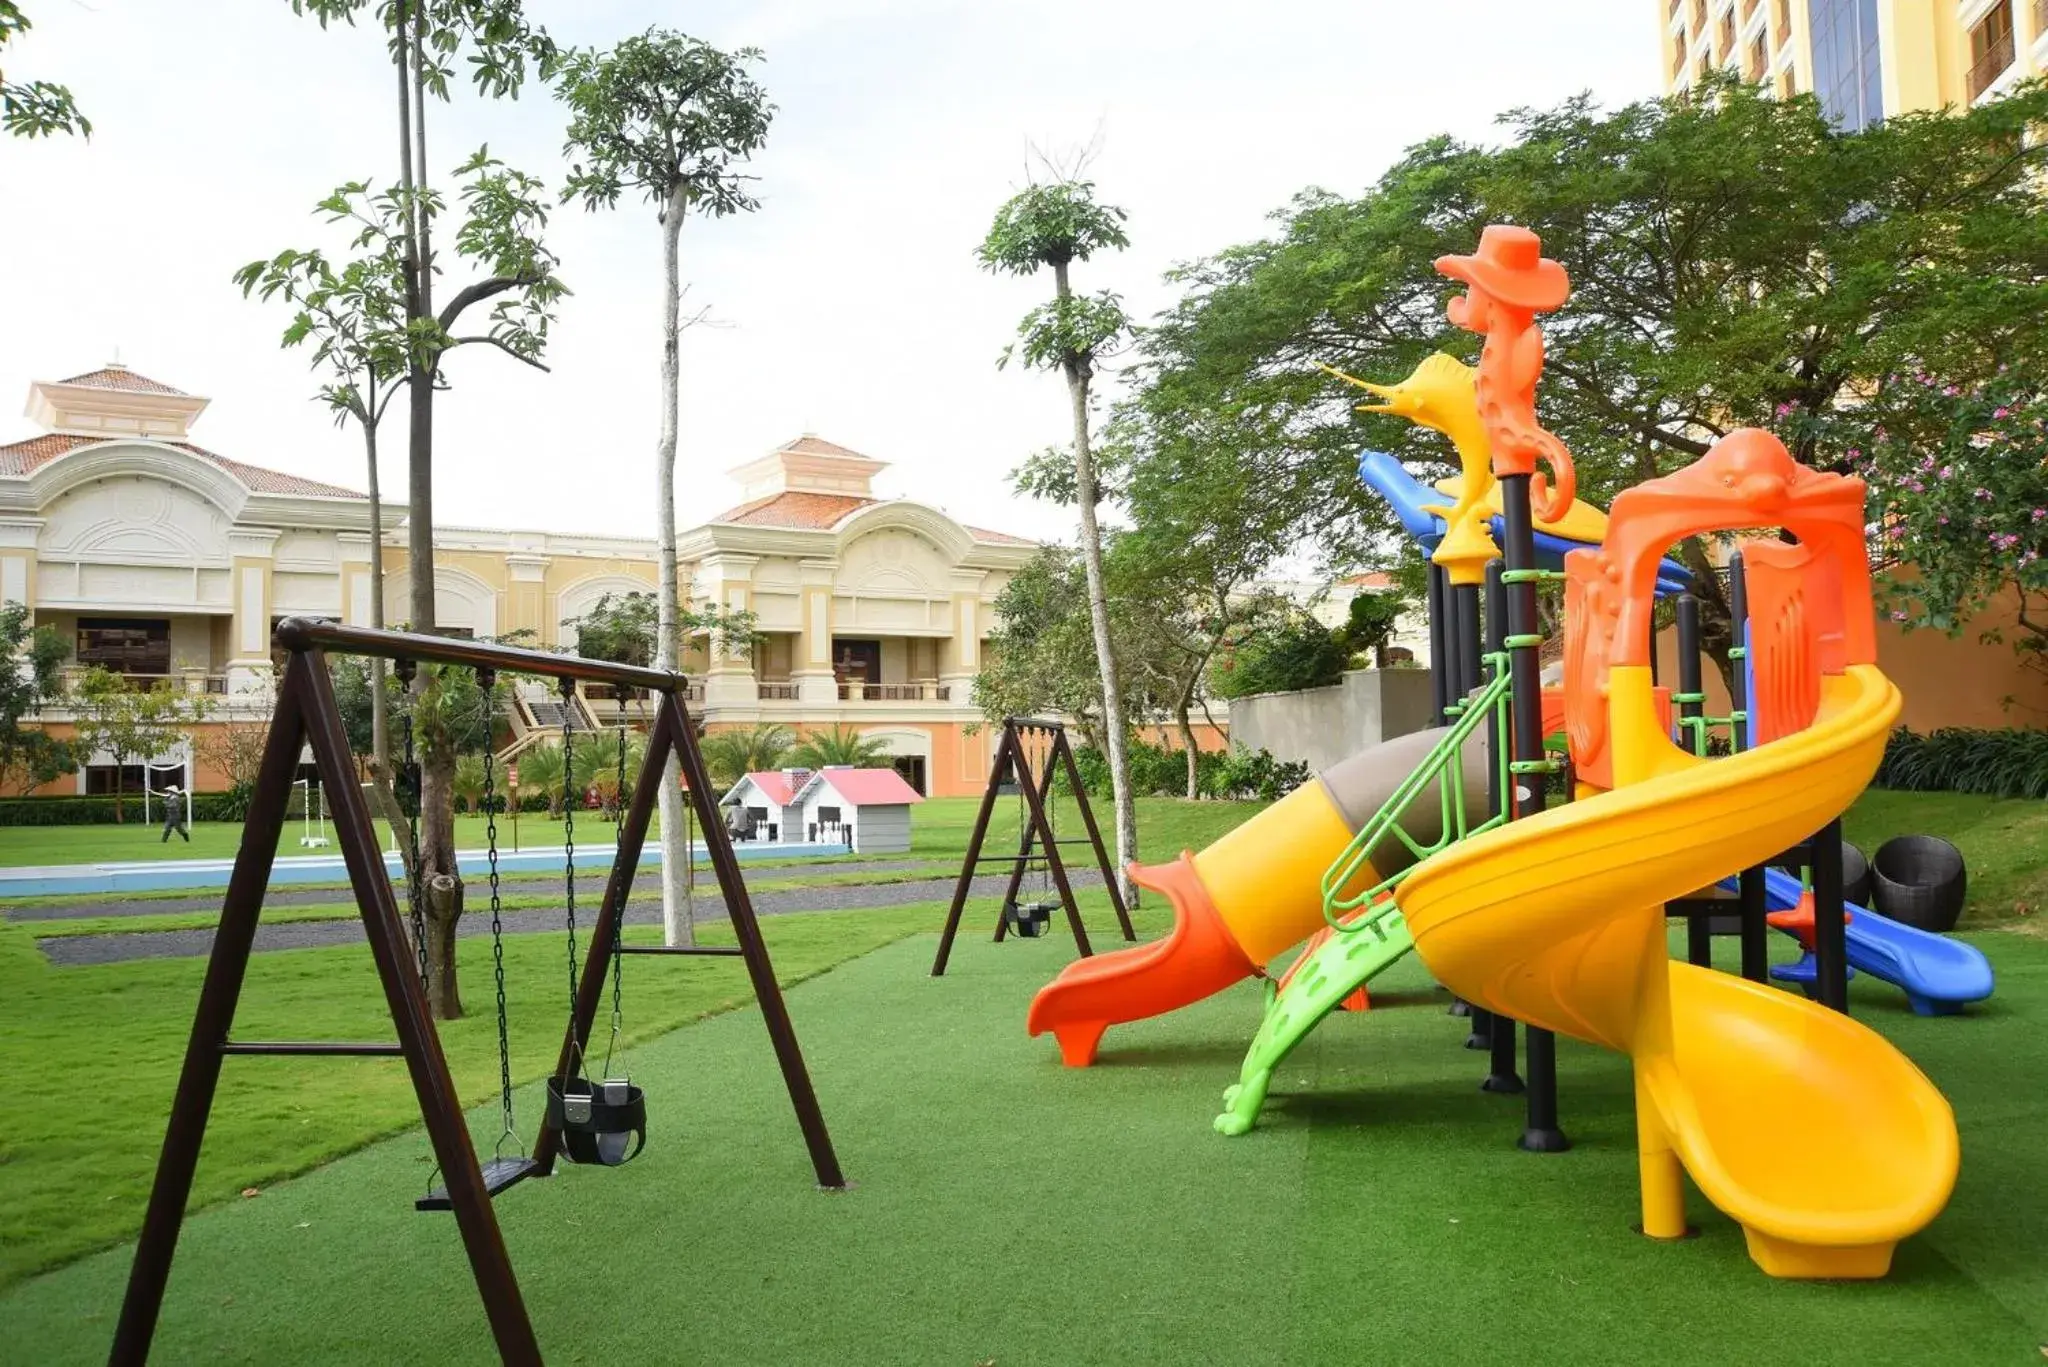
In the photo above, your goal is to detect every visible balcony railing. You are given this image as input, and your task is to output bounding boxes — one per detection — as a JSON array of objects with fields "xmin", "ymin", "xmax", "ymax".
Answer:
[
  {"xmin": 757, "ymin": 682, "xmax": 800, "ymax": 700},
  {"xmin": 836, "ymin": 682, "xmax": 951, "ymax": 702},
  {"xmin": 60, "ymin": 669, "xmax": 226, "ymax": 696},
  {"xmin": 1968, "ymin": 28, "xmax": 2015, "ymax": 100}
]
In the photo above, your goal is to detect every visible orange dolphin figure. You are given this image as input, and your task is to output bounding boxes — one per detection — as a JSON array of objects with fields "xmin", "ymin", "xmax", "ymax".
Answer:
[{"xmin": 1434, "ymin": 225, "xmax": 1577, "ymax": 523}]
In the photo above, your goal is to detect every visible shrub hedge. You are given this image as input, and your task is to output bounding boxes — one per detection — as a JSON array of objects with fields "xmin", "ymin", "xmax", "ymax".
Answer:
[
  {"xmin": 1874, "ymin": 726, "xmax": 2048, "ymax": 800},
  {"xmin": 0, "ymin": 793, "xmax": 245, "ymax": 826},
  {"xmin": 1067, "ymin": 740, "xmax": 1311, "ymax": 802}
]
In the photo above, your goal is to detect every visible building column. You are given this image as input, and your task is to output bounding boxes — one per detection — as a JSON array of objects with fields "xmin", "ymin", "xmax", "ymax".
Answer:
[
  {"xmin": 337, "ymin": 533, "xmax": 373, "ymax": 627},
  {"xmin": 505, "ymin": 553, "xmax": 550, "ymax": 643},
  {"xmin": 697, "ymin": 551, "xmax": 760, "ymax": 708},
  {"xmin": 226, "ymin": 527, "xmax": 282, "ymax": 691},
  {"xmin": 0, "ymin": 519, "xmax": 42, "ymax": 618},
  {"xmin": 937, "ymin": 569, "xmax": 987, "ymax": 704},
  {"xmin": 792, "ymin": 557, "xmax": 840, "ymax": 705}
]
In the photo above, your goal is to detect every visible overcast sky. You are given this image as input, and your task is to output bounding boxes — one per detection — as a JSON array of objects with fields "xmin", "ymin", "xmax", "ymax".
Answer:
[{"xmin": 1, "ymin": 1, "xmax": 1656, "ymax": 547}]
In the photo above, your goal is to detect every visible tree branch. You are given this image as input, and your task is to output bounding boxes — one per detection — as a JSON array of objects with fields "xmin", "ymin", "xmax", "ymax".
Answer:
[
  {"xmin": 436, "ymin": 274, "xmax": 536, "ymax": 331},
  {"xmin": 447, "ymin": 335, "xmax": 552, "ymax": 371}
]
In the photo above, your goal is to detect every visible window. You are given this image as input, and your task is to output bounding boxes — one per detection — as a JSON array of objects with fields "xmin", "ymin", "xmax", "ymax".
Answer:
[
  {"xmin": 817, "ymin": 805, "xmax": 842, "ymax": 826},
  {"xmin": 76, "ymin": 618, "xmax": 170, "ymax": 677},
  {"xmin": 893, "ymin": 755, "xmax": 928, "ymax": 796},
  {"xmin": 1673, "ymin": 32, "xmax": 1689, "ymax": 79},
  {"xmin": 1809, "ymin": 0, "xmax": 1882, "ymax": 129},
  {"xmin": 85, "ymin": 764, "xmax": 147, "ymax": 795},
  {"xmin": 1773, "ymin": 0, "xmax": 1791, "ymax": 43},
  {"xmin": 1747, "ymin": 33, "xmax": 1769, "ymax": 80},
  {"xmin": 1719, "ymin": 11, "xmax": 1736, "ymax": 60},
  {"xmin": 1968, "ymin": 2, "xmax": 2016, "ymax": 100},
  {"xmin": 830, "ymin": 638, "xmax": 881, "ymax": 684}
]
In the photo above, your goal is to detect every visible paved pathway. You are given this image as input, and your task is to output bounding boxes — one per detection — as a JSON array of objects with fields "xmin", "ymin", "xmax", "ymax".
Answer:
[
  {"xmin": 36, "ymin": 869, "xmax": 1107, "ymax": 966},
  {"xmin": 2, "ymin": 859, "xmax": 948, "ymax": 922}
]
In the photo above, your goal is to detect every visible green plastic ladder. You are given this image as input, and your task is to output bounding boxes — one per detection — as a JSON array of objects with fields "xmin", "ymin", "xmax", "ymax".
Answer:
[{"xmin": 1215, "ymin": 668, "xmax": 1513, "ymax": 1136}]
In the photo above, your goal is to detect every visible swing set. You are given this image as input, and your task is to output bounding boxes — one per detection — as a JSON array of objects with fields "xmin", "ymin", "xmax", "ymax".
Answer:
[
  {"xmin": 112, "ymin": 619, "xmax": 843, "ymax": 1367},
  {"xmin": 930, "ymin": 717, "xmax": 1133, "ymax": 975}
]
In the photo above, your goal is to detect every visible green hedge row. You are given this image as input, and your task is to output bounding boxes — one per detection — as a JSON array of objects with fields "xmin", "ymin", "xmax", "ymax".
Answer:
[
  {"xmin": 1874, "ymin": 726, "xmax": 2048, "ymax": 800},
  {"xmin": 0, "ymin": 793, "xmax": 245, "ymax": 827},
  {"xmin": 1067, "ymin": 740, "xmax": 1312, "ymax": 802}
]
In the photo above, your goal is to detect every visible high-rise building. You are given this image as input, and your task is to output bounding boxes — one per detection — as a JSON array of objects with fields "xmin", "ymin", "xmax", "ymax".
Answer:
[{"xmin": 1660, "ymin": 0, "xmax": 2046, "ymax": 125}]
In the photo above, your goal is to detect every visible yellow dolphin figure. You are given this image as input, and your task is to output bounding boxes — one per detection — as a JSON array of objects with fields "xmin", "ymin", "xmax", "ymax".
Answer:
[{"xmin": 1320, "ymin": 353, "xmax": 1499, "ymax": 585}]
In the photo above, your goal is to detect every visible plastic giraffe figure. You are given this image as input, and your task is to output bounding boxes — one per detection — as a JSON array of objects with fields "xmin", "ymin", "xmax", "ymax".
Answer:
[
  {"xmin": 1317, "ymin": 353, "xmax": 1500, "ymax": 586},
  {"xmin": 1433, "ymin": 225, "xmax": 1577, "ymax": 521}
]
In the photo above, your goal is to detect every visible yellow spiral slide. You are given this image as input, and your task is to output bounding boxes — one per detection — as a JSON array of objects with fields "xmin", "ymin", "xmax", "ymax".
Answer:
[{"xmin": 1395, "ymin": 659, "xmax": 1957, "ymax": 1277}]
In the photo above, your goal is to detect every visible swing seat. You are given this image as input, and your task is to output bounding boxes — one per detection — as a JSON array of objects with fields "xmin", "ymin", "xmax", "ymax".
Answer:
[
  {"xmin": 547, "ymin": 1076, "xmax": 648, "ymax": 1167},
  {"xmin": 1004, "ymin": 900, "xmax": 1057, "ymax": 938},
  {"xmin": 415, "ymin": 1154, "xmax": 540, "ymax": 1212}
]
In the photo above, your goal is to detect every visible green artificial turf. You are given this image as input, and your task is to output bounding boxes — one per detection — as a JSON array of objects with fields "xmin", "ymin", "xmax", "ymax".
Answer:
[{"xmin": 3, "ymin": 904, "xmax": 2042, "ymax": 1365}]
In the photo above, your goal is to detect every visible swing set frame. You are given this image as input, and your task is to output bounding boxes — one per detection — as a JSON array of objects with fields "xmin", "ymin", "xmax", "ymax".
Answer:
[
  {"xmin": 930, "ymin": 716, "xmax": 1134, "ymax": 975},
  {"xmin": 111, "ymin": 619, "xmax": 844, "ymax": 1367}
]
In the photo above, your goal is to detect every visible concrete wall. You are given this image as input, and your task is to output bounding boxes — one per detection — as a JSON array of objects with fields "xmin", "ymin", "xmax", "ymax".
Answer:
[{"xmin": 1224, "ymin": 668, "xmax": 1437, "ymax": 774}]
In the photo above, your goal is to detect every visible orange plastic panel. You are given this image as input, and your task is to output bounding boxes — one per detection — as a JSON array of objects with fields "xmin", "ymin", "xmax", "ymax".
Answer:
[{"xmin": 1742, "ymin": 540, "xmax": 1828, "ymax": 745}]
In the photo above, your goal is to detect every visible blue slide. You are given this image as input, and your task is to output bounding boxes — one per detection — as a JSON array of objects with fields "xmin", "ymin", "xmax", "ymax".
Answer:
[
  {"xmin": 1739, "ymin": 867, "xmax": 1995, "ymax": 1017},
  {"xmin": 1356, "ymin": 450, "xmax": 1693, "ymax": 593}
]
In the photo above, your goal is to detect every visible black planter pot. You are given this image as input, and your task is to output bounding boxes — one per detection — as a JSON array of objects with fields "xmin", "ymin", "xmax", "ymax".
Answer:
[
  {"xmin": 1871, "ymin": 835, "xmax": 1968, "ymax": 933},
  {"xmin": 1841, "ymin": 841, "xmax": 1872, "ymax": 909}
]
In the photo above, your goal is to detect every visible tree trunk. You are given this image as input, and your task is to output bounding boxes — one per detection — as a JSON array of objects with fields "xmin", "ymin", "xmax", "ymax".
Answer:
[
  {"xmin": 1055, "ymin": 260, "xmax": 1137, "ymax": 905},
  {"xmin": 1177, "ymin": 700, "xmax": 1199, "ymax": 801},
  {"xmin": 399, "ymin": 7, "xmax": 462, "ymax": 1018},
  {"xmin": 654, "ymin": 187, "xmax": 693, "ymax": 948},
  {"xmin": 365, "ymin": 419, "xmax": 390, "ymax": 770}
]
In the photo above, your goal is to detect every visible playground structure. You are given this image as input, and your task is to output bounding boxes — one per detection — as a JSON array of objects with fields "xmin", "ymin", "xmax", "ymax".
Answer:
[
  {"xmin": 932, "ymin": 717, "xmax": 1133, "ymax": 973},
  {"xmin": 111, "ymin": 619, "xmax": 845, "ymax": 1366},
  {"xmin": 1023, "ymin": 224, "xmax": 1971, "ymax": 1278}
]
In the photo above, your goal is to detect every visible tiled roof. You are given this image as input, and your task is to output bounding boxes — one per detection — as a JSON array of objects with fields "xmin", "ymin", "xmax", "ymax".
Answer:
[
  {"xmin": 776, "ymin": 434, "xmax": 873, "ymax": 461},
  {"xmin": 797, "ymin": 766, "xmax": 924, "ymax": 807},
  {"xmin": 711, "ymin": 491, "xmax": 877, "ymax": 529},
  {"xmin": 55, "ymin": 366, "xmax": 188, "ymax": 395},
  {"xmin": 963, "ymin": 524, "xmax": 1036, "ymax": 547},
  {"xmin": 0, "ymin": 431, "xmax": 363, "ymax": 498}
]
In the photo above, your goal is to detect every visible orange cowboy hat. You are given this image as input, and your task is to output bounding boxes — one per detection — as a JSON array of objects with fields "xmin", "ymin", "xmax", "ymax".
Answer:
[{"xmin": 1434, "ymin": 224, "xmax": 1569, "ymax": 312}]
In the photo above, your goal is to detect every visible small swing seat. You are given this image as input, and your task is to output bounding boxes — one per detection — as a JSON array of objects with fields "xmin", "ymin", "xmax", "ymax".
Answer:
[
  {"xmin": 415, "ymin": 1154, "xmax": 540, "ymax": 1212},
  {"xmin": 546, "ymin": 1076, "xmax": 647, "ymax": 1167},
  {"xmin": 1004, "ymin": 899, "xmax": 1057, "ymax": 938}
]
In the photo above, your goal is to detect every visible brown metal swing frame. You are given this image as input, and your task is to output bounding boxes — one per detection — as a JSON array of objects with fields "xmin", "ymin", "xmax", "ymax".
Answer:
[{"xmin": 110, "ymin": 618, "xmax": 844, "ymax": 1366}]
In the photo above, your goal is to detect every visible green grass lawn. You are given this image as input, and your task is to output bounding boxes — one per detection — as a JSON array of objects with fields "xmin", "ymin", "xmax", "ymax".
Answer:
[
  {"xmin": 1845, "ymin": 789, "xmax": 2048, "ymax": 926},
  {"xmin": 2, "ymin": 911, "xmax": 2041, "ymax": 1365}
]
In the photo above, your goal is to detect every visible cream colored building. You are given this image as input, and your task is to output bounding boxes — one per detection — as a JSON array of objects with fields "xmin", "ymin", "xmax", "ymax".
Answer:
[
  {"xmin": 1, "ymin": 365, "xmax": 1040, "ymax": 797},
  {"xmin": 1662, "ymin": 0, "xmax": 2047, "ymax": 119}
]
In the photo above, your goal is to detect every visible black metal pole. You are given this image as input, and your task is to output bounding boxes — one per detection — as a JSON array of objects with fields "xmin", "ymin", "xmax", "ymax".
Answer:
[
  {"xmin": 1481, "ymin": 560, "xmax": 1523, "ymax": 1094},
  {"xmin": 1675, "ymin": 594, "xmax": 1713, "ymax": 969},
  {"xmin": 1811, "ymin": 818, "xmax": 1850, "ymax": 1014},
  {"xmin": 1453, "ymin": 581, "xmax": 1492, "ymax": 1049},
  {"xmin": 1440, "ymin": 576, "xmax": 1473, "ymax": 1019},
  {"xmin": 1502, "ymin": 475, "xmax": 1568, "ymax": 1154},
  {"xmin": 1726, "ymin": 554, "xmax": 1770, "ymax": 982},
  {"xmin": 1426, "ymin": 563, "xmax": 1450, "ymax": 728},
  {"xmin": 932, "ymin": 725, "xmax": 1016, "ymax": 974}
]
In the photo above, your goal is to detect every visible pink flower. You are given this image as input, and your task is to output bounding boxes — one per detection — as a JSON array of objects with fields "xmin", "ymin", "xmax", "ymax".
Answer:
[
  {"xmin": 2033, "ymin": 508, "xmax": 2045, "ymax": 522},
  {"xmin": 1940, "ymin": 465, "xmax": 1953, "ymax": 478},
  {"xmin": 1890, "ymin": 610, "xmax": 1908, "ymax": 621},
  {"xmin": 1846, "ymin": 447, "xmax": 1862, "ymax": 461},
  {"xmin": 1994, "ymin": 407, "xmax": 2011, "ymax": 420},
  {"xmin": 1774, "ymin": 402, "xmax": 1794, "ymax": 417},
  {"xmin": 1938, "ymin": 515, "xmax": 1949, "ymax": 525},
  {"xmin": 1943, "ymin": 385, "xmax": 1959, "ymax": 396},
  {"xmin": 1976, "ymin": 487, "xmax": 1994, "ymax": 500}
]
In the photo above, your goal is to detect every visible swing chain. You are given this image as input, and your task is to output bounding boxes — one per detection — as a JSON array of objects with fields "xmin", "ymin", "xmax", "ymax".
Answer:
[
  {"xmin": 477, "ymin": 668, "xmax": 518, "ymax": 1154},
  {"xmin": 559, "ymin": 678, "xmax": 579, "ymax": 1025},
  {"xmin": 602, "ymin": 725, "xmax": 628, "ymax": 1078}
]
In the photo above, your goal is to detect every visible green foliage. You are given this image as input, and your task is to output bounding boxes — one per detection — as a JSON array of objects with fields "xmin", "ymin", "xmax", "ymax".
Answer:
[
  {"xmin": 556, "ymin": 30, "xmax": 772, "ymax": 217},
  {"xmin": 1066, "ymin": 741, "xmax": 1309, "ymax": 802},
  {"xmin": 977, "ymin": 180, "xmax": 1130, "ymax": 274},
  {"xmin": 1209, "ymin": 611, "xmax": 1349, "ymax": 699},
  {"xmin": 1336, "ymin": 590, "xmax": 1410, "ymax": 666},
  {"xmin": 510, "ymin": 739, "xmax": 565, "ymax": 814},
  {"xmin": 978, "ymin": 178, "xmax": 1132, "ymax": 375},
  {"xmin": 566, "ymin": 591, "xmax": 658, "ymax": 668},
  {"xmin": 1802, "ymin": 369, "xmax": 2048, "ymax": 666},
  {"xmin": 285, "ymin": 0, "xmax": 559, "ymax": 102},
  {"xmin": 1133, "ymin": 75, "xmax": 2048, "ymax": 617},
  {"xmin": 1875, "ymin": 726, "xmax": 2048, "ymax": 799},
  {"xmin": 1210, "ymin": 745, "xmax": 1312, "ymax": 802},
  {"xmin": 700, "ymin": 723, "xmax": 794, "ymax": 790},
  {"xmin": 66, "ymin": 668, "xmax": 213, "ymax": 821},
  {"xmin": 0, "ymin": 602, "xmax": 75, "ymax": 791},
  {"xmin": 975, "ymin": 548, "xmax": 1141, "ymax": 744},
  {"xmin": 0, "ymin": 3, "xmax": 88, "ymax": 137},
  {"xmin": 788, "ymin": 725, "xmax": 891, "ymax": 771}
]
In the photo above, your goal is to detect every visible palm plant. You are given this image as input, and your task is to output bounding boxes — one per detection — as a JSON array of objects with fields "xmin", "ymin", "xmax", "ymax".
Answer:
[
  {"xmin": 452, "ymin": 754, "xmax": 487, "ymax": 814},
  {"xmin": 513, "ymin": 740, "xmax": 567, "ymax": 817},
  {"xmin": 698, "ymin": 722, "xmax": 794, "ymax": 790},
  {"xmin": 576, "ymin": 729, "xmax": 650, "ymax": 820},
  {"xmin": 787, "ymin": 724, "xmax": 892, "ymax": 770}
]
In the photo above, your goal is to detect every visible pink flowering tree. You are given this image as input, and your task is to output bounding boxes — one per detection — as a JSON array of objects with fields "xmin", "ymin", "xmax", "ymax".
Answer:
[{"xmin": 1815, "ymin": 372, "xmax": 2048, "ymax": 680}]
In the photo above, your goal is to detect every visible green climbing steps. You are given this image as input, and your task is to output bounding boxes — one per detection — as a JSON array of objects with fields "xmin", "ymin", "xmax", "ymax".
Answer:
[
  {"xmin": 1215, "ymin": 669, "xmax": 1512, "ymax": 1136},
  {"xmin": 1213, "ymin": 908, "xmax": 1414, "ymax": 1135}
]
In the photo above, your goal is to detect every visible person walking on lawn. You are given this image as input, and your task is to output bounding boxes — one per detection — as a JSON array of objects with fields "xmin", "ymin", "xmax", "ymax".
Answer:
[{"xmin": 160, "ymin": 785, "xmax": 189, "ymax": 843}]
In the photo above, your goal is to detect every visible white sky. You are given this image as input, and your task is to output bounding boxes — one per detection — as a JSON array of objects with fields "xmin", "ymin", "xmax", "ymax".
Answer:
[{"xmin": 0, "ymin": 0, "xmax": 1658, "ymax": 547}]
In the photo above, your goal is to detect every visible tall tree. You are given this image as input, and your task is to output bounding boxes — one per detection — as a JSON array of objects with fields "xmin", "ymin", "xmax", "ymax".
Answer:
[
  {"xmin": 0, "ymin": 603, "xmax": 74, "ymax": 793},
  {"xmin": 235, "ymin": 231, "xmax": 408, "ymax": 771},
  {"xmin": 287, "ymin": 0, "xmax": 563, "ymax": 1018},
  {"xmin": 1136, "ymin": 76, "xmax": 2048, "ymax": 680},
  {"xmin": 1, "ymin": 3, "xmax": 88, "ymax": 137},
  {"xmin": 978, "ymin": 177, "xmax": 1138, "ymax": 900},
  {"xmin": 556, "ymin": 31, "xmax": 771, "ymax": 948}
]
